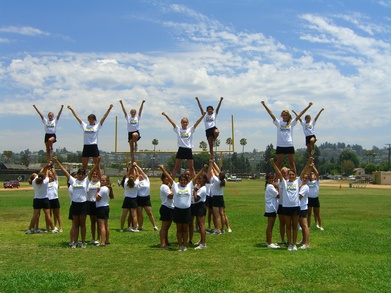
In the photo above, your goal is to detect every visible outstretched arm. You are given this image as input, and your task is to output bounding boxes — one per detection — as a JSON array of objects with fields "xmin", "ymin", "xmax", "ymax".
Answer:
[
  {"xmin": 162, "ymin": 112, "xmax": 177, "ymax": 128},
  {"xmin": 67, "ymin": 105, "xmax": 82, "ymax": 124},
  {"xmin": 215, "ymin": 97, "xmax": 224, "ymax": 115},
  {"xmin": 88, "ymin": 156, "xmax": 101, "ymax": 180},
  {"xmin": 134, "ymin": 162, "xmax": 148, "ymax": 179},
  {"xmin": 100, "ymin": 104, "xmax": 114, "ymax": 126},
  {"xmin": 295, "ymin": 102, "xmax": 313, "ymax": 121},
  {"xmin": 207, "ymin": 159, "xmax": 215, "ymax": 181},
  {"xmin": 311, "ymin": 162, "xmax": 320, "ymax": 180},
  {"xmin": 138, "ymin": 100, "xmax": 145, "ymax": 118},
  {"xmin": 193, "ymin": 112, "xmax": 206, "ymax": 129},
  {"xmin": 56, "ymin": 105, "xmax": 64, "ymax": 121},
  {"xmin": 119, "ymin": 100, "xmax": 127, "ymax": 117},
  {"xmin": 158, "ymin": 164, "xmax": 174, "ymax": 185},
  {"xmin": 314, "ymin": 108, "xmax": 324, "ymax": 122},
  {"xmin": 195, "ymin": 97, "xmax": 204, "ymax": 115},
  {"xmin": 192, "ymin": 164, "xmax": 208, "ymax": 184},
  {"xmin": 261, "ymin": 101, "xmax": 276, "ymax": 121},
  {"xmin": 33, "ymin": 105, "xmax": 44, "ymax": 120},
  {"xmin": 291, "ymin": 110, "xmax": 302, "ymax": 122},
  {"xmin": 270, "ymin": 158, "xmax": 283, "ymax": 181},
  {"xmin": 300, "ymin": 157, "xmax": 313, "ymax": 180},
  {"xmin": 52, "ymin": 156, "xmax": 71, "ymax": 180}
]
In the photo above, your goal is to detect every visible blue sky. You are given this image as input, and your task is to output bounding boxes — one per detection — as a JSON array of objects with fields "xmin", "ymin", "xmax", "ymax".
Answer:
[{"xmin": 1, "ymin": 0, "xmax": 390, "ymax": 156}]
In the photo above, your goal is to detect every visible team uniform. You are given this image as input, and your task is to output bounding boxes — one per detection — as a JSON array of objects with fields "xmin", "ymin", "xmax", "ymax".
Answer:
[
  {"xmin": 47, "ymin": 178, "xmax": 60, "ymax": 209},
  {"xmin": 191, "ymin": 185, "xmax": 207, "ymax": 218},
  {"xmin": 137, "ymin": 177, "xmax": 152, "ymax": 207},
  {"xmin": 42, "ymin": 117, "xmax": 58, "ymax": 143},
  {"xmin": 32, "ymin": 177, "xmax": 50, "ymax": 209},
  {"xmin": 173, "ymin": 125, "xmax": 196, "ymax": 160},
  {"xmin": 125, "ymin": 114, "xmax": 141, "ymax": 142},
  {"xmin": 159, "ymin": 183, "xmax": 174, "ymax": 221},
  {"xmin": 210, "ymin": 175, "xmax": 225, "ymax": 208},
  {"xmin": 308, "ymin": 180, "xmax": 320, "ymax": 208},
  {"xmin": 68, "ymin": 176, "xmax": 89, "ymax": 216},
  {"xmin": 300, "ymin": 120, "xmax": 317, "ymax": 146},
  {"xmin": 299, "ymin": 183, "xmax": 309, "ymax": 218},
  {"xmin": 264, "ymin": 183, "xmax": 279, "ymax": 217},
  {"xmin": 122, "ymin": 178, "xmax": 139, "ymax": 209},
  {"xmin": 96, "ymin": 186, "xmax": 110, "ymax": 220},
  {"xmin": 203, "ymin": 112, "xmax": 218, "ymax": 139},
  {"xmin": 87, "ymin": 180, "xmax": 100, "ymax": 216},
  {"xmin": 172, "ymin": 182, "xmax": 193, "ymax": 223},
  {"xmin": 80, "ymin": 121, "xmax": 102, "ymax": 157},
  {"xmin": 280, "ymin": 178, "xmax": 300, "ymax": 215},
  {"xmin": 273, "ymin": 119, "xmax": 298, "ymax": 154}
]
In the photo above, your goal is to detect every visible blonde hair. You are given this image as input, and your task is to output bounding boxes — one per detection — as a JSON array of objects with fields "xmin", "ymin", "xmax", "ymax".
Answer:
[{"xmin": 280, "ymin": 110, "xmax": 292, "ymax": 124}]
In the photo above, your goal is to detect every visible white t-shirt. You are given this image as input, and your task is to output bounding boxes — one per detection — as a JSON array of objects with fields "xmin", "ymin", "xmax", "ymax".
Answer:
[
  {"xmin": 81, "ymin": 121, "xmax": 102, "ymax": 145},
  {"xmin": 160, "ymin": 184, "xmax": 174, "ymax": 209},
  {"xmin": 32, "ymin": 177, "xmax": 49, "ymax": 199},
  {"xmin": 42, "ymin": 118, "xmax": 57, "ymax": 134},
  {"xmin": 87, "ymin": 181, "xmax": 100, "ymax": 202},
  {"xmin": 96, "ymin": 186, "xmax": 110, "ymax": 208},
  {"xmin": 299, "ymin": 184, "xmax": 309, "ymax": 211},
  {"xmin": 265, "ymin": 184, "xmax": 279, "ymax": 213},
  {"xmin": 173, "ymin": 125, "xmax": 195, "ymax": 149},
  {"xmin": 281, "ymin": 178, "xmax": 300, "ymax": 208},
  {"xmin": 137, "ymin": 178, "xmax": 150, "ymax": 197},
  {"xmin": 210, "ymin": 175, "xmax": 225, "ymax": 196},
  {"xmin": 126, "ymin": 114, "xmax": 140, "ymax": 132},
  {"xmin": 203, "ymin": 113, "xmax": 217, "ymax": 130},
  {"xmin": 308, "ymin": 180, "xmax": 319, "ymax": 198},
  {"xmin": 172, "ymin": 181, "xmax": 193, "ymax": 209},
  {"xmin": 192, "ymin": 185, "xmax": 207, "ymax": 204},
  {"xmin": 68, "ymin": 177, "xmax": 89, "ymax": 203},
  {"xmin": 47, "ymin": 179, "xmax": 59, "ymax": 200},
  {"xmin": 273, "ymin": 119, "xmax": 297, "ymax": 147},
  {"xmin": 277, "ymin": 179, "xmax": 284, "ymax": 206},
  {"xmin": 300, "ymin": 120, "xmax": 316, "ymax": 137},
  {"xmin": 124, "ymin": 178, "xmax": 139, "ymax": 198}
]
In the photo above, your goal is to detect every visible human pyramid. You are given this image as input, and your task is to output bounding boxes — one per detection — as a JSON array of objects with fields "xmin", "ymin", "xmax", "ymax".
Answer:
[{"xmin": 27, "ymin": 98, "xmax": 324, "ymax": 251}]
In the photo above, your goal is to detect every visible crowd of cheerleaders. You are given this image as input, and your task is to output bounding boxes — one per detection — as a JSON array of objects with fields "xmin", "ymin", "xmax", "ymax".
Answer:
[{"xmin": 27, "ymin": 98, "xmax": 324, "ymax": 250}]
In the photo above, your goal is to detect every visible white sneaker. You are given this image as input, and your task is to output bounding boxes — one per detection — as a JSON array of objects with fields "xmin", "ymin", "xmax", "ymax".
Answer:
[
  {"xmin": 51, "ymin": 229, "xmax": 58, "ymax": 234},
  {"xmin": 287, "ymin": 244, "xmax": 293, "ymax": 251},
  {"xmin": 59, "ymin": 229, "xmax": 63, "ymax": 233},
  {"xmin": 81, "ymin": 242, "xmax": 87, "ymax": 249},
  {"xmin": 130, "ymin": 228, "xmax": 139, "ymax": 232},
  {"xmin": 227, "ymin": 228, "xmax": 232, "ymax": 233},
  {"xmin": 300, "ymin": 244, "xmax": 310, "ymax": 250},
  {"xmin": 90, "ymin": 240, "xmax": 99, "ymax": 245},
  {"xmin": 194, "ymin": 244, "xmax": 207, "ymax": 250},
  {"xmin": 154, "ymin": 226, "xmax": 159, "ymax": 231},
  {"xmin": 292, "ymin": 245, "xmax": 298, "ymax": 251},
  {"xmin": 319, "ymin": 227, "xmax": 324, "ymax": 231},
  {"xmin": 119, "ymin": 229, "xmax": 124, "ymax": 232},
  {"xmin": 126, "ymin": 227, "xmax": 133, "ymax": 232},
  {"xmin": 267, "ymin": 243, "xmax": 280, "ymax": 249},
  {"xmin": 25, "ymin": 229, "xmax": 33, "ymax": 234}
]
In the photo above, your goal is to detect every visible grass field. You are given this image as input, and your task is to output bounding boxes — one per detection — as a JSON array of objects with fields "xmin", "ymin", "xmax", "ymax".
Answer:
[{"xmin": 0, "ymin": 178, "xmax": 390, "ymax": 293}]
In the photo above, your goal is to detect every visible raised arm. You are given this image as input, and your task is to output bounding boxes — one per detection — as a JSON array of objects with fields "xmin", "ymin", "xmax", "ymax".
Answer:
[
  {"xmin": 207, "ymin": 159, "xmax": 215, "ymax": 181},
  {"xmin": 270, "ymin": 158, "xmax": 283, "ymax": 181},
  {"xmin": 192, "ymin": 164, "xmax": 208, "ymax": 184},
  {"xmin": 195, "ymin": 97, "xmax": 204, "ymax": 115},
  {"xmin": 158, "ymin": 164, "xmax": 174, "ymax": 185},
  {"xmin": 33, "ymin": 105, "xmax": 44, "ymax": 120},
  {"xmin": 311, "ymin": 162, "xmax": 320, "ymax": 180},
  {"xmin": 300, "ymin": 157, "xmax": 313, "ymax": 180},
  {"xmin": 261, "ymin": 101, "xmax": 276, "ymax": 121},
  {"xmin": 67, "ymin": 105, "xmax": 82, "ymax": 124},
  {"xmin": 134, "ymin": 162, "xmax": 148, "ymax": 179},
  {"xmin": 119, "ymin": 100, "xmax": 127, "ymax": 117},
  {"xmin": 100, "ymin": 104, "xmax": 114, "ymax": 126},
  {"xmin": 215, "ymin": 97, "xmax": 224, "ymax": 115},
  {"xmin": 138, "ymin": 100, "xmax": 145, "ymax": 118},
  {"xmin": 162, "ymin": 112, "xmax": 177, "ymax": 128},
  {"xmin": 56, "ymin": 105, "xmax": 64, "ymax": 121},
  {"xmin": 52, "ymin": 156, "xmax": 71, "ymax": 180},
  {"xmin": 88, "ymin": 156, "xmax": 101, "ymax": 180},
  {"xmin": 291, "ymin": 110, "xmax": 302, "ymax": 122},
  {"xmin": 294, "ymin": 102, "xmax": 313, "ymax": 121},
  {"xmin": 314, "ymin": 108, "xmax": 324, "ymax": 122},
  {"xmin": 193, "ymin": 112, "xmax": 206, "ymax": 129}
]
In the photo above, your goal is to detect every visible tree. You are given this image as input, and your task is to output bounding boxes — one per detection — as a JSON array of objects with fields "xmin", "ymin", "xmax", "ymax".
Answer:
[
  {"xmin": 20, "ymin": 149, "xmax": 31, "ymax": 167},
  {"xmin": 2, "ymin": 150, "xmax": 13, "ymax": 163},
  {"xmin": 262, "ymin": 144, "xmax": 275, "ymax": 173},
  {"xmin": 240, "ymin": 138, "xmax": 247, "ymax": 153},
  {"xmin": 152, "ymin": 139, "xmax": 159, "ymax": 151},
  {"xmin": 341, "ymin": 160, "xmax": 355, "ymax": 176},
  {"xmin": 226, "ymin": 138, "xmax": 232, "ymax": 152},
  {"xmin": 365, "ymin": 163, "xmax": 377, "ymax": 174},
  {"xmin": 199, "ymin": 141, "xmax": 208, "ymax": 151},
  {"xmin": 214, "ymin": 138, "xmax": 220, "ymax": 153},
  {"xmin": 339, "ymin": 150, "xmax": 359, "ymax": 167}
]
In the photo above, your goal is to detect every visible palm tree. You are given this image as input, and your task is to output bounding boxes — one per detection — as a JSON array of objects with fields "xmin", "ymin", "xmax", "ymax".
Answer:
[
  {"xmin": 214, "ymin": 138, "xmax": 220, "ymax": 153},
  {"xmin": 199, "ymin": 141, "xmax": 208, "ymax": 151},
  {"xmin": 226, "ymin": 137, "xmax": 232, "ymax": 174},
  {"xmin": 152, "ymin": 139, "xmax": 159, "ymax": 151},
  {"xmin": 240, "ymin": 138, "xmax": 247, "ymax": 154}
]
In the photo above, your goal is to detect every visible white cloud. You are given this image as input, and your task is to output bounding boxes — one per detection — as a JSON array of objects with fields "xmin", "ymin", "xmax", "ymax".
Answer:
[{"xmin": 0, "ymin": 25, "xmax": 51, "ymax": 36}]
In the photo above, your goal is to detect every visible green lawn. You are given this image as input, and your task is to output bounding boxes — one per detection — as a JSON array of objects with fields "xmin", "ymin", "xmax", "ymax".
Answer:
[{"xmin": 0, "ymin": 179, "xmax": 390, "ymax": 293}]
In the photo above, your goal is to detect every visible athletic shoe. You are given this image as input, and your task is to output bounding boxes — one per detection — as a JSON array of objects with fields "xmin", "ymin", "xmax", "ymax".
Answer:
[
  {"xmin": 90, "ymin": 240, "xmax": 99, "ymax": 245},
  {"xmin": 300, "ymin": 244, "xmax": 310, "ymax": 250},
  {"xmin": 182, "ymin": 246, "xmax": 187, "ymax": 251},
  {"xmin": 267, "ymin": 243, "xmax": 280, "ymax": 249},
  {"xmin": 154, "ymin": 226, "xmax": 159, "ymax": 231},
  {"xmin": 194, "ymin": 244, "xmax": 207, "ymax": 250},
  {"xmin": 81, "ymin": 242, "xmax": 87, "ymax": 249},
  {"xmin": 53, "ymin": 227, "xmax": 58, "ymax": 232},
  {"xmin": 119, "ymin": 229, "xmax": 124, "ymax": 232},
  {"xmin": 178, "ymin": 246, "xmax": 185, "ymax": 251},
  {"xmin": 296, "ymin": 240, "xmax": 304, "ymax": 245},
  {"xmin": 126, "ymin": 227, "xmax": 133, "ymax": 232},
  {"xmin": 206, "ymin": 228, "xmax": 213, "ymax": 232},
  {"xmin": 280, "ymin": 241, "xmax": 287, "ymax": 245},
  {"xmin": 287, "ymin": 244, "xmax": 293, "ymax": 251},
  {"xmin": 71, "ymin": 243, "xmax": 77, "ymax": 249},
  {"xmin": 316, "ymin": 224, "xmax": 320, "ymax": 229},
  {"xmin": 319, "ymin": 226, "xmax": 324, "ymax": 231},
  {"xmin": 25, "ymin": 229, "xmax": 33, "ymax": 234},
  {"xmin": 213, "ymin": 230, "xmax": 222, "ymax": 235},
  {"xmin": 137, "ymin": 227, "xmax": 143, "ymax": 231},
  {"xmin": 51, "ymin": 229, "xmax": 58, "ymax": 234},
  {"xmin": 292, "ymin": 245, "xmax": 298, "ymax": 251},
  {"xmin": 130, "ymin": 228, "xmax": 139, "ymax": 232},
  {"xmin": 227, "ymin": 228, "xmax": 232, "ymax": 233},
  {"xmin": 59, "ymin": 229, "xmax": 63, "ymax": 233},
  {"xmin": 194, "ymin": 241, "xmax": 201, "ymax": 246}
]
